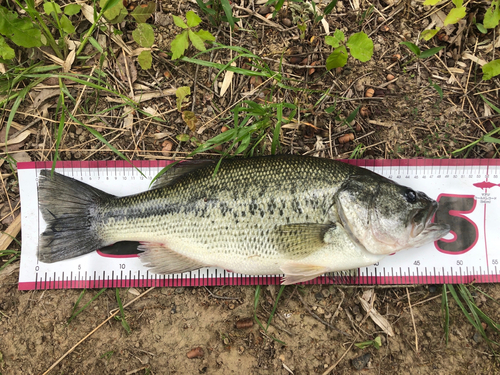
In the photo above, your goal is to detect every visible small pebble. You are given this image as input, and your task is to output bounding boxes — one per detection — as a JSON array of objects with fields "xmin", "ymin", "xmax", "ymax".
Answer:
[
  {"xmin": 187, "ymin": 347, "xmax": 204, "ymax": 359},
  {"xmin": 175, "ymin": 287, "xmax": 185, "ymax": 294},
  {"xmin": 321, "ymin": 289, "xmax": 330, "ymax": 298},
  {"xmin": 352, "ymin": 353, "xmax": 371, "ymax": 370},
  {"xmin": 429, "ymin": 285, "xmax": 437, "ymax": 293},
  {"xmin": 473, "ymin": 331, "xmax": 483, "ymax": 343}
]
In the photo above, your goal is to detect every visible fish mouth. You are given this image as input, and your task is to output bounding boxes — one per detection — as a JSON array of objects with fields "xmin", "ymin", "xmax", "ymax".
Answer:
[{"xmin": 410, "ymin": 202, "xmax": 450, "ymax": 243}]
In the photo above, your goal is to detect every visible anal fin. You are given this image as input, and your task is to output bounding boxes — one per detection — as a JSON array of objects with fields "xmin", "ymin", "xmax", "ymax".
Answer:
[
  {"xmin": 138, "ymin": 242, "xmax": 206, "ymax": 274},
  {"xmin": 280, "ymin": 262, "xmax": 328, "ymax": 285}
]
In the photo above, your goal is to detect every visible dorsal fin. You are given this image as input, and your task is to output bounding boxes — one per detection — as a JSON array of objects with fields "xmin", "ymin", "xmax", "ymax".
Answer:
[{"xmin": 150, "ymin": 160, "xmax": 215, "ymax": 189}]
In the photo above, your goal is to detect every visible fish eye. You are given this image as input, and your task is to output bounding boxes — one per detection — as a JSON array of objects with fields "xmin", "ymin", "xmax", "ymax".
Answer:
[{"xmin": 405, "ymin": 189, "xmax": 417, "ymax": 203}]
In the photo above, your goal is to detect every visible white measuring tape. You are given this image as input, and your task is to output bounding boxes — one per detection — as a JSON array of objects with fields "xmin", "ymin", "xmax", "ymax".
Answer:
[{"xmin": 17, "ymin": 159, "xmax": 500, "ymax": 290}]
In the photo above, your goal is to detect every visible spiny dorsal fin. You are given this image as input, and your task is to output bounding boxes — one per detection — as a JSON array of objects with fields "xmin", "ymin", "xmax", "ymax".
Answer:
[
  {"xmin": 150, "ymin": 160, "xmax": 215, "ymax": 190},
  {"xmin": 138, "ymin": 242, "xmax": 207, "ymax": 274},
  {"xmin": 271, "ymin": 223, "xmax": 336, "ymax": 259}
]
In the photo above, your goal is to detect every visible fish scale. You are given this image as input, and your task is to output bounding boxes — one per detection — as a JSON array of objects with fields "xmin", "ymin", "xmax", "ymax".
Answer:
[{"xmin": 36, "ymin": 155, "xmax": 449, "ymax": 284}]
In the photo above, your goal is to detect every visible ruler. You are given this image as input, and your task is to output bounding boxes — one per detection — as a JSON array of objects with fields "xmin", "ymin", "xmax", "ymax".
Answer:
[{"xmin": 17, "ymin": 159, "xmax": 500, "ymax": 290}]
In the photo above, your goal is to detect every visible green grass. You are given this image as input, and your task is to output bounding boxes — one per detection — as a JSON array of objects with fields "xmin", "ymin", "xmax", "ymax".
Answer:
[
  {"xmin": 67, "ymin": 288, "xmax": 107, "ymax": 323},
  {"xmin": 443, "ymin": 284, "xmax": 500, "ymax": 360},
  {"xmin": 253, "ymin": 285, "xmax": 286, "ymax": 345}
]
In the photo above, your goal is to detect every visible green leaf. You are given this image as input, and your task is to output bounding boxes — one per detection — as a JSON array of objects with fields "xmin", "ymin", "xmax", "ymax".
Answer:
[
  {"xmin": 483, "ymin": 135, "xmax": 500, "ymax": 144},
  {"xmin": 324, "ymin": 0, "xmax": 338, "ymax": 15},
  {"xmin": 0, "ymin": 6, "xmax": 42, "ymax": 48},
  {"xmin": 43, "ymin": 2, "xmax": 61, "ymax": 15},
  {"xmin": 428, "ymin": 78, "xmax": 443, "ymax": 100},
  {"xmin": 186, "ymin": 10, "xmax": 202, "ymax": 28},
  {"xmin": 482, "ymin": 59, "xmax": 500, "ymax": 80},
  {"xmin": 419, "ymin": 46, "xmax": 445, "ymax": 59},
  {"xmin": 400, "ymin": 41, "xmax": 420, "ymax": 56},
  {"xmin": 188, "ymin": 29, "xmax": 206, "ymax": 51},
  {"xmin": 326, "ymin": 46, "xmax": 348, "ymax": 70},
  {"xmin": 346, "ymin": 32, "xmax": 373, "ymax": 62},
  {"xmin": 325, "ymin": 29, "xmax": 344, "ymax": 48},
  {"xmin": 107, "ymin": 7, "xmax": 128, "ymax": 24},
  {"xmin": 484, "ymin": 1, "xmax": 500, "ymax": 29},
  {"xmin": 444, "ymin": 6, "xmax": 466, "ymax": 26},
  {"xmin": 170, "ymin": 31, "xmax": 189, "ymax": 60},
  {"xmin": 480, "ymin": 94, "xmax": 500, "ymax": 114},
  {"xmin": 452, "ymin": 0, "xmax": 462, "ymax": 7},
  {"xmin": 423, "ymin": 0, "xmax": 440, "ymax": 4},
  {"xmin": 176, "ymin": 86, "xmax": 191, "ymax": 111},
  {"xmin": 173, "ymin": 15, "xmax": 188, "ymax": 29},
  {"xmin": 421, "ymin": 28, "xmax": 439, "ymax": 41},
  {"xmin": 475, "ymin": 23, "xmax": 487, "ymax": 34},
  {"xmin": 138, "ymin": 50, "xmax": 152, "ymax": 69},
  {"xmin": 177, "ymin": 133, "xmax": 190, "ymax": 142},
  {"xmin": 100, "ymin": 0, "xmax": 124, "ymax": 21},
  {"xmin": 132, "ymin": 23, "xmax": 154, "ymax": 48},
  {"xmin": 60, "ymin": 15, "xmax": 75, "ymax": 34},
  {"xmin": 220, "ymin": 0, "xmax": 234, "ymax": 29},
  {"xmin": 131, "ymin": 2, "xmax": 155, "ymax": 23},
  {"xmin": 0, "ymin": 35, "xmax": 15, "ymax": 60},
  {"xmin": 64, "ymin": 4, "xmax": 81, "ymax": 16},
  {"xmin": 196, "ymin": 29, "xmax": 215, "ymax": 42}
]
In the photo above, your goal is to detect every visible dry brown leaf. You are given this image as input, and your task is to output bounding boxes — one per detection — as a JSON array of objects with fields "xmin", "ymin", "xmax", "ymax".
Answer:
[
  {"xmin": 33, "ymin": 89, "xmax": 60, "ymax": 109},
  {"xmin": 62, "ymin": 49, "xmax": 76, "ymax": 73},
  {"xmin": 182, "ymin": 111, "xmax": 198, "ymax": 132},
  {"xmin": 122, "ymin": 106, "xmax": 135, "ymax": 130},
  {"xmin": 81, "ymin": 4, "xmax": 95, "ymax": 23},
  {"xmin": 359, "ymin": 294, "xmax": 395, "ymax": 337},
  {"xmin": 6, "ymin": 131, "xmax": 31, "ymax": 146},
  {"xmin": 116, "ymin": 53, "xmax": 137, "ymax": 84},
  {"xmin": 219, "ymin": 62, "xmax": 236, "ymax": 97},
  {"xmin": 12, "ymin": 151, "xmax": 32, "ymax": 164}
]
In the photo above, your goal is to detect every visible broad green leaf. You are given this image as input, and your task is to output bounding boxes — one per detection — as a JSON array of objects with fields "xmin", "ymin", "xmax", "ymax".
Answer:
[
  {"xmin": 186, "ymin": 10, "xmax": 202, "ymax": 28},
  {"xmin": 476, "ymin": 23, "xmax": 487, "ymax": 34},
  {"xmin": 484, "ymin": 1, "xmax": 500, "ymax": 29},
  {"xmin": 423, "ymin": 0, "xmax": 440, "ymax": 5},
  {"xmin": 170, "ymin": 31, "xmax": 189, "ymax": 60},
  {"xmin": 177, "ymin": 133, "xmax": 190, "ymax": 142},
  {"xmin": 444, "ymin": 7, "xmax": 466, "ymax": 25},
  {"xmin": 347, "ymin": 32, "xmax": 373, "ymax": 62},
  {"xmin": 138, "ymin": 50, "xmax": 152, "ymax": 69},
  {"xmin": 421, "ymin": 28, "xmax": 439, "ymax": 41},
  {"xmin": 173, "ymin": 15, "xmax": 188, "ymax": 29},
  {"xmin": 131, "ymin": 2, "xmax": 155, "ymax": 23},
  {"xmin": 0, "ymin": 6, "xmax": 42, "ymax": 48},
  {"xmin": 176, "ymin": 86, "xmax": 191, "ymax": 111},
  {"xmin": 326, "ymin": 46, "xmax": 348, "ymax": 70},
  {"xmin": 482, "ymin": 59, "xmax": 500, "ymax": 80},
  {"xmin": 60, "ymin": 15, "xmax": 75, "ymax": 34},
  {"xmin": 43, "ymin": 2, "xmax": 61, "ymax": 15},
  {"xmin": 100, "ymin": 0, "xmax": 122, "ymax": 13},
  {"xmin": 132, "ymin": 23, "xmax": 154, "ymax": 48},
  {"xmin": 108, "ymin": 7, "xmax": 128, "ymax": 24},
  {"xmin": 188, "ymin": 29, "xmax": 206, "ymax": 51},
  {"xmin": 483, "ymin": 135, "xmax": 500, "ymax": 144},
  {"xmin": 452, "ymin": 0, "xmax": 462, "ymax": 7},
  {"xmin": 0, "ymin": 35, "xmax": 15, "ymax": 60},
  {"xmin": 100, "ymin": 0, "xmax": 124, "ymax": 21},
  {"xmin": 419, "ymin": 46, "xmax": 445, "ymax": 59},
  {"xmin": 400, "ymin": 41, "xmax": 420, "ymax": 56},
  {"xmin": 196, "ymin": 29, "xmax": 215, "ymax": 42},
  {"xmin": 325, "ymin": 29, "xmax": 344, "ymax": 48},
  {"xmin": 64, "ymin": 4, "xmax": 81, "ymax": 16}
]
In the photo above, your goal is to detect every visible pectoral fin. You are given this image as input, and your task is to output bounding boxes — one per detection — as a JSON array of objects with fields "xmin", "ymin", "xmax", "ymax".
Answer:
[
  {"xmin": 138, "ymin": 242, "xmax": 206, "ymax": 274},
  {"xmin": 272, "ymin": 223, "xmax": 336, "ymax": 259},
  {"xmin": 280, "ymin": 262, "xmax": 328, "ymax": 285}
]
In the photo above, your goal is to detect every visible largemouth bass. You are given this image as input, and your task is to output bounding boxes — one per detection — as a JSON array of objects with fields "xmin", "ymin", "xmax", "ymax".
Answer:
[{"xmin": 37, "ymin": 155, "xmax": 449, "ymax": 284}]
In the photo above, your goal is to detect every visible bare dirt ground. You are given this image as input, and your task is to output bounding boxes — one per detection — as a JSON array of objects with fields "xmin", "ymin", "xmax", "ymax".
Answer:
[{"xmin": 1, "ymin": 0, "xmax": 500, "ymax": 373}]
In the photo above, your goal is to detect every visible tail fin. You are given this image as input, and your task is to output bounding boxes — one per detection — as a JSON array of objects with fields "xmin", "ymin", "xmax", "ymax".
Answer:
[{"xmin": 37, "ymin": 170, "xmax": 114, "ymax": 263}]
